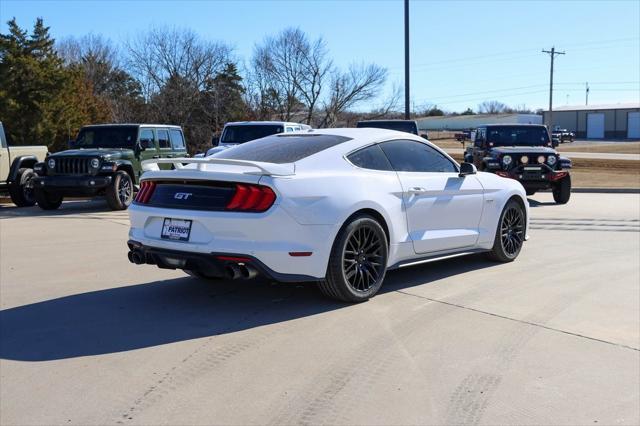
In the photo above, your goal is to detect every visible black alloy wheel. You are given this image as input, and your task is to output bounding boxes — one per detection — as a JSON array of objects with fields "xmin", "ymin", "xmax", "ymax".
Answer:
[
  {"xmin": 500, "ymin": 205, "xmax": 525, "ymax": 258},
  {"xmin": 343, "ymin": 225, "xmax": 385, "ymax": 292},
  {"xmin": 486, "ymin": 199, "xmax": 526, "ymax": 262},
  {"xmin": 319, "ymin": 215, "xmax": 389, "ymax": 303}
]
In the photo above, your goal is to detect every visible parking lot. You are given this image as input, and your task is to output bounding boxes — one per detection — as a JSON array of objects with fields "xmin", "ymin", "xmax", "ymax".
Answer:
[{"xmin": 1, "ymin": 192, "xmax": 638, "ymax": 425}]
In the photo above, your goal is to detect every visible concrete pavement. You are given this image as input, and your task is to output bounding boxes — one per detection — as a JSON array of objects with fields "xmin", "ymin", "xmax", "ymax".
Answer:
[{"xmin": 1, "ymin": 193, "xmax": 638, "ymax": 425}]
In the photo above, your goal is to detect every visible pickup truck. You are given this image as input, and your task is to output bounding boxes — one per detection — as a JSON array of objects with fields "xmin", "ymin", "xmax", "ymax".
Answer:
[{"xmin": 0, "ymin": 122, "xmax": 48, "ymax": 207}]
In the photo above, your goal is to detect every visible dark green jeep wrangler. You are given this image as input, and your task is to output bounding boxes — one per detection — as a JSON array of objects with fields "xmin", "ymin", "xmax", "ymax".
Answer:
[{"xmin": 32, "ymin": 124, "xmax": 187, "ymax": 210}]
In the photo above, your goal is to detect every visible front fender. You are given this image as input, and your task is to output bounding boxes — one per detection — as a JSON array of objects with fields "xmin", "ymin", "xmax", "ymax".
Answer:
[{"xmin": 8, "ymin": 155, "xmax": 38, "ymax": 183}]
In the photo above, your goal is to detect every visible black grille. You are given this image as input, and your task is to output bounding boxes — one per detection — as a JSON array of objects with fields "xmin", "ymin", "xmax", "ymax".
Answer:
[{"xmin": 55, "ymin": 158, "xmax": 92, "ymax": 175}]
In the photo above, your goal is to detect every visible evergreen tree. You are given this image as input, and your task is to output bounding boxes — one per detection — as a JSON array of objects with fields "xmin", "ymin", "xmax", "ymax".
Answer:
[{"xmin": 0, "ymin": 18, "xmax": 67, "ymax": 146}]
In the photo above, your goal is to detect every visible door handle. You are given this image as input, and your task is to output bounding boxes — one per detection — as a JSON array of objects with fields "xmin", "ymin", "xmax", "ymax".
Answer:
[
  {"xmin": 408, "ymin": 187, "xmax": 427, "ymax": 194},
  {"xmin": 152, "ymin": 155, "xmax": 161, "ymax": 159}
]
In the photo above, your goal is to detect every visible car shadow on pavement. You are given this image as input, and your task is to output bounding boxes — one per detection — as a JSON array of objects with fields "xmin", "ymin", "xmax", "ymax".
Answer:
[
  {"xmin": 0, "ymin": 255, "xmax": 498, "ymax": 362},
  {"xmin": 527, "ymin": 198, "xmax": 557, "ymax": 207},
  {"xmin": 0, "ymin": 199, "xmax": 115, "ymax": 218}
]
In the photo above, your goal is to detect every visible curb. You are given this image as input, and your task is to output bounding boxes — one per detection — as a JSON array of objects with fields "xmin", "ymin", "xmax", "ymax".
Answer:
[{"xmin": 571, "ymin": 188, "xmax": 640, "ymax": 194}]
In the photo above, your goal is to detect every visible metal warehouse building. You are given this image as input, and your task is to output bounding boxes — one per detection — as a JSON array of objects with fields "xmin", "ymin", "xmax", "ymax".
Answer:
[
  {"xmin": 417, "ymin": 113, "xmax": 542, "ymax": 131},
  {"xmin": 543, "ymin": 103, "xmax": 640, "ymax": 139}
]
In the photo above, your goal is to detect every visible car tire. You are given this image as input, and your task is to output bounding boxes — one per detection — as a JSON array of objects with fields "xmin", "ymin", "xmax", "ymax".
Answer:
[
  {"xmin": 34, "ymin": 188, "xmax": 63, "ymax": 210},
  {"xmin": 8, "ymin": 168, "xmax": 36, "ymax": 207},
  {"xmin": 318, "ymin": 215, "xmax": 388, "ymax": 303},
  {"xmin": 106, "ymin": 171, "xmax": 134, "ymax": 210},
  {"xmin": 552, "ymin": 175, "xmax": 571, "ymax": 204},
  {"xmin": 486, "ymin": 199, "xmax": 526, "ymax": 263}
]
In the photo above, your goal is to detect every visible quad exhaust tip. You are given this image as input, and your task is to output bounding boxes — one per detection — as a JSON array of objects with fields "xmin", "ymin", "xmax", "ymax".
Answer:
[
  {"xmin": 127, "ymin": 250, "xmax": 145, "ymax": 265},
  {"xmin": 224, "ymin": 263, "xmax": 258, "ymax": 280}
]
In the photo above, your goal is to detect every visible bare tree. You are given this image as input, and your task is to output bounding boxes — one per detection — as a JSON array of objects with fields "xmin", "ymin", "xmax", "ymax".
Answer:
[
  {"xmin": 250, "ymin": 28, "xmax": 331, "ymax": 123},
  {"xmin": 57, "ymin": 34, "xmax": 143, "ymax": 122},
  {"xmin": 320, "ymin": 63, "xmax": 388, "ymax": 127},
  {"xmin": 126, "ymin": 26, "xmax": 231, "ymax": 100},
  {"xmin": 125, "ymin": 27, "xmax": 232, "ymax": 145},
  {"xmin": 478, "ymin": 100, "xmax": 508, "ymax": 114}
]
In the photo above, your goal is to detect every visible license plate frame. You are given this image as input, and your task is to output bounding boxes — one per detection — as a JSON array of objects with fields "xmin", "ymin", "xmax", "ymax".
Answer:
[{"xmin": 161, "ymin": 218, "xmax": 193, "ymax": 241}]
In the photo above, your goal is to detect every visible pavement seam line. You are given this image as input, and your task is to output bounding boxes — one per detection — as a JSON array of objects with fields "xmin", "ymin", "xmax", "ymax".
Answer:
[{"xmin": 395, "ymin": 289, "xmax": 640, "ymax": 352}]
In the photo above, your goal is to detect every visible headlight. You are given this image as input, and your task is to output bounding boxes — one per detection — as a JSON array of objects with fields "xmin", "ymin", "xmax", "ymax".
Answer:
[
  {"xmin": 547, "ymin": 155, "xmax": 557, "ymax": 166},
  {"xmin": 502, "ymin": 155, "xmax": 512, "ymax": 166},
  {"xmin": 47, "ymin": 158, "xmax": 56, "ymax": 169},
  {"xmin": 520, "ymin": 155, "xmax": 529, "ymax": 164},
  {"xmin": 90, "ymin": 158, "xmax": 100, "ymax": 168},
  {"xmin": 537, "ymin": 155, "xmax": 545, "ymax": 164}
]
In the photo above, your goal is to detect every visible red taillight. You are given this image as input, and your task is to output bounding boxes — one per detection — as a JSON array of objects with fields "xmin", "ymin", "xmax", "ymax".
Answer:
[
  {"xmin": 226, "ymin": 183, "xmax": 276, "ymax": 212},
  {"xmin": 135, "ymin": 181, "xmax": 156, "ymax": 204}
]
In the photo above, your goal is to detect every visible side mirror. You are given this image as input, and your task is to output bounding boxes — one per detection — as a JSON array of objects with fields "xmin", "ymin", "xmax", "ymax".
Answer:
[
  {"xmin": 135, "ymin": 141, "xmax": 146, "ymax": 153},
  {"xmin": 212, "ymin": 136, "xmax": 220, "ymax": 146},
  {"xmin": 459, "ymin": 162, "xmax": 477, "ymax": 177},
  {"xmin": 68, "ymin": 139, "xmax": 76, "ymax": 149},
  {"xmin": 420, "ymin": 132, "xmax": 429, "ymax": 140}
]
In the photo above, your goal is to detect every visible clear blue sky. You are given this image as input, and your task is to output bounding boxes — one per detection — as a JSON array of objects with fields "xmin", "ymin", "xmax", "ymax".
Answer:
[{"xmin": 2, "ymin": 0, "xmax": 639, "ymax": 113}]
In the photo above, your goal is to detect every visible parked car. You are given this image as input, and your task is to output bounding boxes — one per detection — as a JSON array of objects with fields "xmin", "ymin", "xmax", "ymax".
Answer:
[
  {"xmin": 0, "ymin": 121, "xmax": 48, "ymax": 207},
  {"xmin": 356, "ymin": 120, "xmax": 426, "ymax": 138},
  {"xmin": 201, "ymin": 121, "xmax": 311, "ymax": 157},
  {"xmin": 455, "ymin": 130, "xmax": 473, "ymax": 142},
  {"xmin": 552, "ymin": 127, "xmax": 575, "ymax": 144},
  {"xmin": 127, "ymin": 128, "xmax": 528, "ymax": 302},
  {"xmin": 32, "ymin": 124, "xmax": 187, "ymax": 210},
  {"xmin": 464, "ymin": 124, "xmax": 572, "ymax": 203}
]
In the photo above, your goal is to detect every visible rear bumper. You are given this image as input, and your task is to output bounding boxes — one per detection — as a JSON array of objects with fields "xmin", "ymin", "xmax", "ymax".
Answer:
[
  {"xmin": 33, "ymin": 175, "xmax": 112, "ymax": 195},
  {"xmin": 127, "ymin": 240, "xmax": 318, "ymax": 282},
  {"xmin": 127, "ymin": 203, "xmax": 336, "ymax": 280}
]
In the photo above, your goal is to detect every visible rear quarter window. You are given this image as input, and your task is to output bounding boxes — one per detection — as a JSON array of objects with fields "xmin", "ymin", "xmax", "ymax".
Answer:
[
  {"xmin": 213, "ymin": 134, "xmax": 352, "ymax": 163},
  {"xmin": 347, "ymin": 144, "xmax": 393, "ymax": 171}
]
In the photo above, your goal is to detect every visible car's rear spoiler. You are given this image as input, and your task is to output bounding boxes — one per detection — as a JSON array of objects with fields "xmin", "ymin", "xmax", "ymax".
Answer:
[{"xmin": 141, "ymin": 157, "xmax": 295, "ymax": 176}]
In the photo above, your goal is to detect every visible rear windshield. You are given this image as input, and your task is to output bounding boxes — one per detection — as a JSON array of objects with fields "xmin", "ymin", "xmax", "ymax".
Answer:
[
  {"xmin": 357, "ymin": 121, "xmax": 418, "ymax": 135},
  {"xmin": 212, "ymin": 134, "xmax": 352, "ymax": 163},
  {"xmin": 486, "ymin": 126, "xmax": 550, "ymax": 146},
  {"xmin": 221, "ymin": 125, "xmax": 284, "ymax": 144},
  {"xmin": 75, "ymin": 126, "xmax": 138, "ymax": 149}
]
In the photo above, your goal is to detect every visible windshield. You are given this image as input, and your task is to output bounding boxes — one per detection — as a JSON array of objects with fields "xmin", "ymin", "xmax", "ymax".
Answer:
[
  {"xmin": 486, "ymin": 126, "xmax": 550, "ymax": 146},
  {"xmin": 356, "ymin": 121, "xmax": 418, "ymax": 135},
  {"xmin": 221, "ymin": 125, "xmax": 284, "ymax": 144},
  {"xmin": 75, "ymin": 126, "xmax": 137, "ymax": 149}
]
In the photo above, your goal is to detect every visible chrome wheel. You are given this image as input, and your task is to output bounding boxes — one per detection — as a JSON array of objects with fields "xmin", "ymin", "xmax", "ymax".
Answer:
[
  {"xmin": 118, "ymin": 176, "xmax": 132, "ymax": 204},
  {"xmin": 23, "ymin": 173, "xmax": 35, "ymax": 204},
  {"xmin": 343, "ymin": 225, "xmax": 384, "ymax": 292},
  {"xmin": 500, "ymin": 206, "xmax": 524, "ymax": 257}
]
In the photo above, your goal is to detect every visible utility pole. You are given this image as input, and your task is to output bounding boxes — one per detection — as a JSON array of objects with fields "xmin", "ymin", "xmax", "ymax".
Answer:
[
  {"xmin": 585, "ymin": 82, "xmax": 589, "ymax": 105},
  {"xmin": 404, "ymin": 0, "xmax": 410, "ymax": 119},
  {"xmin": 542, "ymin": 46, "xmax": 565, "ymax": 131}
]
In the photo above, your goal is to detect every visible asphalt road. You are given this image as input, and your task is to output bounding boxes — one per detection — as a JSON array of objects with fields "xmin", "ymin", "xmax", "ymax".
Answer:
[{"xmin": 1, "ymin": 193, "xmax": 639, "ymax": 425}]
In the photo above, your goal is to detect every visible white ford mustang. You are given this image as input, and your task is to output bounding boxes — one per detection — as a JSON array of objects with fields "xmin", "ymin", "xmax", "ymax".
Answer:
[{"xmin": 127, "ymin": 128, "xmax": 529, "ymax": 302}]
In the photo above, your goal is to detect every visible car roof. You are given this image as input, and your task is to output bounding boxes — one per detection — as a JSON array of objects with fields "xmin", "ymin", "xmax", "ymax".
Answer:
[
  {"xmin": 480, "ymin": 124, "xmax": 546, "ymax": 128},
  {"xmin": 224, "ymin": 121, "xmax": 309, "ymax": 127},
  {"xmin": 357, "ymin": 119, "xmax": 417, "ymax": 123},
  {"xmin": 291, "ymin": 127, "xmax": 456, "ymax": 168},
  {"xmin": 81, "ymin": 124, "xmax": 182, "ymax": 129}
]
